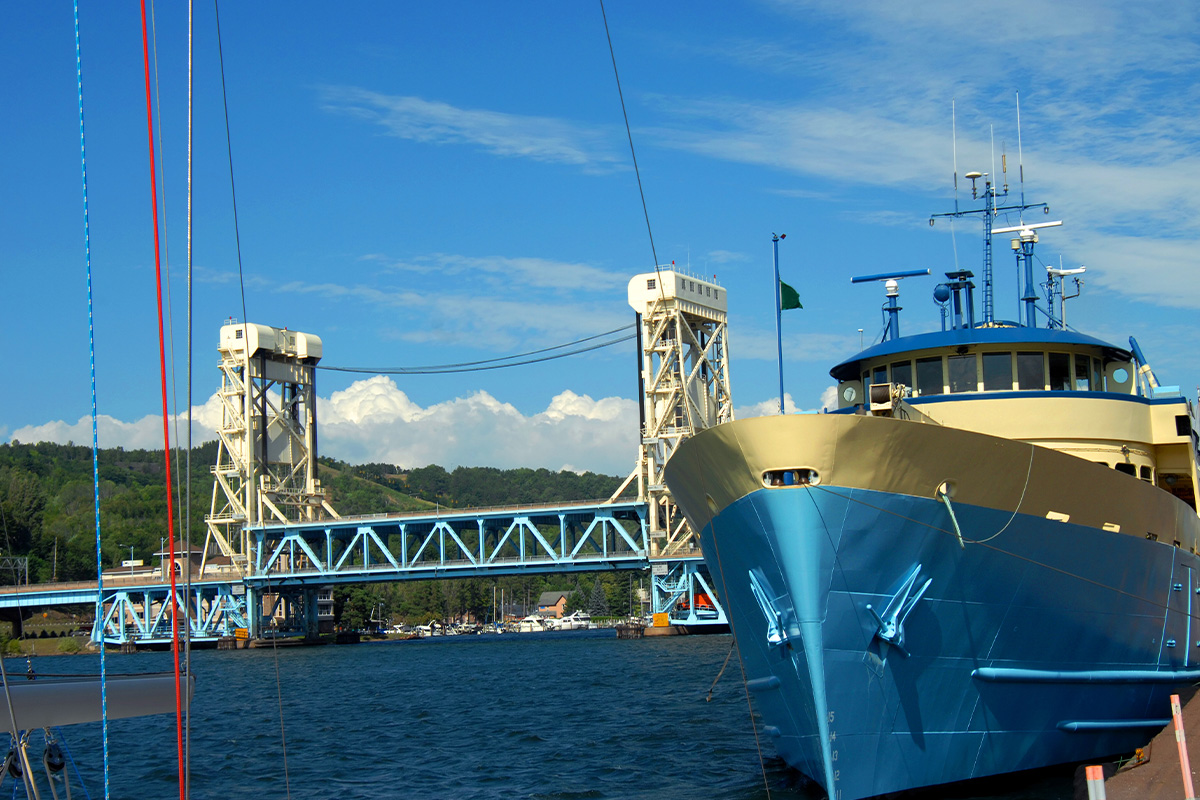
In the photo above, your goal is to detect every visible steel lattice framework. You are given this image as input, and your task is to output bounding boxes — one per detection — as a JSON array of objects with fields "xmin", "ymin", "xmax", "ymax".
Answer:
[
  {"xmin": 10, "ymin": 296, "xmax": 736, "ymax": 645},
  {"xmin": 614, "ymin": 270, "xmax": 733, "ymax": 557},
  {"xmin": 205, "ymin": 321, "xmax": 338, "ymax": 576}
]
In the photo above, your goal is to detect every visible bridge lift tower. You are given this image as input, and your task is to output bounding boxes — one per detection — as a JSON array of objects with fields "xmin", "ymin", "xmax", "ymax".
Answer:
[
  {"xmin": 613, "ymin": 269, "xmax": 733, "ymax": 625},
  {"xmin": 205, "ymin": 321, "xmax": 339, "ymax": 577}
]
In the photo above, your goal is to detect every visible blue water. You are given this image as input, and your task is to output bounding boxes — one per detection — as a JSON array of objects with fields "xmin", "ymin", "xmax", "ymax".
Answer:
[{"xmin": 17, "ymin": 632, "xmax": 1073, "ymax": 799}]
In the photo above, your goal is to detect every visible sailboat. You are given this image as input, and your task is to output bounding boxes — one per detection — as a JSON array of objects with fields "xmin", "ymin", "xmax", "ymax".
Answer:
[{"xmin": 0, "ymin": 3, "xmax": 203, "ymax": 797}]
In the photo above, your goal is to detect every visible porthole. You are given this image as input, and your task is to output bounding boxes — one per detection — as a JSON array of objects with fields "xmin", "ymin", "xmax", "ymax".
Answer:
[{"xmin": 762, "ymin": 469, "xmax": 820, "ymax": 487}]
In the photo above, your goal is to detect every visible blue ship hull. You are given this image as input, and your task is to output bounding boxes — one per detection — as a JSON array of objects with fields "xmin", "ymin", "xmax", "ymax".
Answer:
[{"xmin": 699, "ymin": 483, "xmax": 1199, "ymax": 800}]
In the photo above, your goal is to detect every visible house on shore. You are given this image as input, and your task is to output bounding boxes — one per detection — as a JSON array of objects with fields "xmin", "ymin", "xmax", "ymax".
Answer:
[{"xmin": 536, "ymin": 591, "xmax": 571, "ymax": 619}]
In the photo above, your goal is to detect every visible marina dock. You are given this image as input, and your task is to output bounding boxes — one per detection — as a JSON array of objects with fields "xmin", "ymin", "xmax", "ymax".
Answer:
[{"xmin": 1103, "ymin": 691, "xmax": 1200, "ymax": 800}]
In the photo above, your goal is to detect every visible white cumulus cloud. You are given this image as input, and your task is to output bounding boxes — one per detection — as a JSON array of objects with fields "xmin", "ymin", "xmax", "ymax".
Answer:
[
  {"xmin": 10, "ymin": 378, "xmax": 639, "ymax": 477},
  {"xmin": 318, "ymin": 379, "xmax": 637, "ymax": 473}
]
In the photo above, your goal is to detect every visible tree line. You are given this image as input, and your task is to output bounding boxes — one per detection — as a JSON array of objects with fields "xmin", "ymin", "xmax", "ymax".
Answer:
[{"xmin": 0, "ymin": 442, "xmax": 644, "ymax": 627}]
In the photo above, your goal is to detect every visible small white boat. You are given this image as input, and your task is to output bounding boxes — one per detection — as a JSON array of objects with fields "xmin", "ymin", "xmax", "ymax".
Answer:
[
  {"xmin": 545, "ymin": 610, "xmax": 595, "ymax": 631},
  {"xmin": 513, "ymin": 615, "xmax": 547, "ymax": 633}
]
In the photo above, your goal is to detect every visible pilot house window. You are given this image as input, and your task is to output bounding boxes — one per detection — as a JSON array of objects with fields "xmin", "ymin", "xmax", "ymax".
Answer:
[
  {"xmin": 982, "ymin": 352, "xmax": 1012, "ymax": 391},
  {"xmin": 1017, "ymin": 352, "xmax": 1044, "ymax": 390},
  {"xmin": 1048, "ymin": 353, "xmax": 1071, "ymax": 391},
  {"xmin": 915, "ymin": 357, "xmax": 943, "ymax": 396},
  {"xmin": 1074, "ymin": 356, "xmax": 1092, "ymax": 390},
  {"xmin": 948, "ymin": 354, "xmax": 976, "ymax": 393}
]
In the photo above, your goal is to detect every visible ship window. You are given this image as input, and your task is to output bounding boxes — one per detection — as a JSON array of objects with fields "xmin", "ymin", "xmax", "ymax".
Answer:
[
  {"xmin": 912, "ymin": 357, "xmax": 940, "ymax": 395},
  {"xmin": 1074, "ymin": 356, "xmax": 1091, "ymax": 390},
  {"xmin": 872, "ymin": 366, "xmax": 888, "ymax": 386},
  {"xmin": 1116, "ymin": 463, "xmax": 1137, "ymax": 476},
  {"xmin": 1092, "ymin": 358, "xmax": 1103, "ymax": 391},
  {"xmin": 1177, "ymin": 415, "xmax": 1191, "ymax": 436},
  {"xmin": 1017, "ymin": 352, "xmax": 1044, "ymax": 390},
  {"xmin": 1140, "ymin": 466, "xmax": 1153, "ymax": 482},
  {"xmin": 706, "ymin": 286, "xmax": 711, "ymax": 297},
  {"xmin": 714, "ymin": 290, "xmax": 719, "ymax": 301},
  {"xmin": 982, "ymin": 352, "xmax": 1013, "ymax": 391},
  {"xmin": 1048, "ymin": 353, "xmax": 1070, "ymax": 391},
  {"xmin": 891, "ymin": 361, "xmax": 912, "ymax": 389},
  {"xmin": 647, "ymin": 279, "xmax": 656, "ymax": 290},
  {"xmin": 235, "ymin": 329, "xmax": 243, "ymax": 339},
  {"xmin": 948, "ymin": 354, "xmax": 977, "ymax": 393},
  {"xmin": 915, "ymin": 357, "xmax": 943, "ymax": 396}
]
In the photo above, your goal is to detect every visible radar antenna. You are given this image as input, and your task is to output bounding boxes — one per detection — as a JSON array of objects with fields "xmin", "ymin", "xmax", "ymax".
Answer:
[
  {"xmin": 929, "ymin": 103, "xmax": 1050, "ymax": 327},
  {"xmin": 850, "ymin": 269, "xmax": 931, "ymax": 341}
]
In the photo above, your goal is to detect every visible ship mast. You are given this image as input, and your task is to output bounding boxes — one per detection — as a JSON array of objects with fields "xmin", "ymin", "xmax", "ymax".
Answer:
[{"xmin": 930, "ymin": 174, "xmax": 1049, "ymax": 327}]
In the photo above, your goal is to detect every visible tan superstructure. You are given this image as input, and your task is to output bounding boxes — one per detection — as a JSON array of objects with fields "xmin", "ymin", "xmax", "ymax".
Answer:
[
  {"xmin": 834, "ymin": 337, "xmax": 1199, "ymax": 513},
  {"xmin": 665, "ymin": 413, "xmax": 1200, "ymax": 558}
]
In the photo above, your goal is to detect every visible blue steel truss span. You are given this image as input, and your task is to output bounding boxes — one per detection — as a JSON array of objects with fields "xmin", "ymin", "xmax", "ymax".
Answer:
[
  {"xmin": 250, "ymin": 500, "xmax": 651, "ymax": 585},
  {"xmin": 0, "ymin": 500, "xmax": 727, "ymax": 645}
]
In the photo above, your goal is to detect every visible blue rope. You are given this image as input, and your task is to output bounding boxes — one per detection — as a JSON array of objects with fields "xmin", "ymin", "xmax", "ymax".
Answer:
[
  {"xmin": 56, "ymin": 727, "xmax": 95, "ymax": 800},
  {"xmin": 73, "ymin": 4, "xmax": 110, "ymax": 799}
]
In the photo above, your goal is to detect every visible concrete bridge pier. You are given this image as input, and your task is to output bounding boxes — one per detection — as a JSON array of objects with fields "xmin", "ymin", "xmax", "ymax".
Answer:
[{"xmin": 0, "ymin": 608, "xmax": 24, "ymax": 640}]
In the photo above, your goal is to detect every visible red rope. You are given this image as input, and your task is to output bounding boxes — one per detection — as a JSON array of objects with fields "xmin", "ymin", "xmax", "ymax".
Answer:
[{"xmin": 139, "ymin": 3, "xmax": 185, "ymax": 798}]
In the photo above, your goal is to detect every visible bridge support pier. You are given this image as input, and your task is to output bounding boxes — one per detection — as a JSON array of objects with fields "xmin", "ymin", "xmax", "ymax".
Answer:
[
  {"xmin": 0, "ymin": 608, "xmax": 24, "ymax": 640},
  {"xmin": 650, "ymin": 559, "xmax": 727, "ymax": 629},
  {"xmin": 246, "ymin": 585, "xmax": 261, "ymax": 639},
  {"xmin": 303, "ymin": 588, "xmax": 320, "ymax": 641}
]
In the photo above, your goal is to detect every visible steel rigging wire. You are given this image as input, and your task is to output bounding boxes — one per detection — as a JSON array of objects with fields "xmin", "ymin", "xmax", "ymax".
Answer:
[{"xmin": 317, "ymin": 324, "xmax": 636, "ymax": 375}]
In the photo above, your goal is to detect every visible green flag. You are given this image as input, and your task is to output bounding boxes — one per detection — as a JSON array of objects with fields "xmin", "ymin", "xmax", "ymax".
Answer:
[{"xmin": 780, "ymin": 280, "xmax": 802, "ymax": 310}]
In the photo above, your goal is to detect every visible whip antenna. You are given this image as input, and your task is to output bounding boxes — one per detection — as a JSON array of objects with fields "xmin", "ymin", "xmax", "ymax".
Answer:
[
  {"xmin": 1016, "ymin": 90, "xmax": 1025, "ymax": 220},
  {"xmin": 949, "ymin": 100, "xmax": 960, "ymax": 269},
  {"xmin": 952, "ymin": 100, "xmax": 959, "ymax": 213}
]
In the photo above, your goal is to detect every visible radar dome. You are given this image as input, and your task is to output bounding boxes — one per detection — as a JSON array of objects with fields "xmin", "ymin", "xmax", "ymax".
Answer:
[{"xmin": 933, "ymin": 284, "xmax": 951, "ymax": 303}]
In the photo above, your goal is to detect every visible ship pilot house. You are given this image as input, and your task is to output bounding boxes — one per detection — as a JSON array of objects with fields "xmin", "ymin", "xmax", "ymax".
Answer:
[{"xmin": 830, "ymin": 263, "xmax": 1199, "ymax": 514}]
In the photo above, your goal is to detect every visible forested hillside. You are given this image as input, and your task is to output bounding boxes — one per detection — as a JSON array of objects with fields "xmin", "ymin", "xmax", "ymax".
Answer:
[{"xmin": 0, "ymin": 440, "xmax": 634, "ymax": 617}]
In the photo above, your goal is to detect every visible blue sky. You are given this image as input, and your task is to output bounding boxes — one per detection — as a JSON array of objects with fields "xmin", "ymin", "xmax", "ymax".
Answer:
[{"xmin": 3, "ymin": 2, "xmax": 1198, "ymax": 476}]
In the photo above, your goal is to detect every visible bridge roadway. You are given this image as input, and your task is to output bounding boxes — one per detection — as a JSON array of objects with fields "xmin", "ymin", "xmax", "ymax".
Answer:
[{"xmin": 0, "ymin": 499, "xmax": 723, "ymax": 644}]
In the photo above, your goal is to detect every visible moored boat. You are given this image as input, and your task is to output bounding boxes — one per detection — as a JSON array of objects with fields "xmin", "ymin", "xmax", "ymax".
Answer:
[
  {"xmin": 513, "ymin": 614, "xmax": 548, "ymax": 633},
  {"xmin": 545, "ymin": 610, "xmax": 596, "ymax": 631},
  {"xmin": 664, "ymin": 177, "xmax": 1200, "ymax": 799}
]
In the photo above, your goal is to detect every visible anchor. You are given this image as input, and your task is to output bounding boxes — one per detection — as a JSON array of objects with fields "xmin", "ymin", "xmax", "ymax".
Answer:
[{"xmin": 865, "ymin": 564, "xmax": 931, "ymax": 657}]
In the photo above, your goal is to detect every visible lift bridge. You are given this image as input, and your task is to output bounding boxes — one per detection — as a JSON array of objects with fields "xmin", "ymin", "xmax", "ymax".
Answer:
[{"xmin": 1, "ymin": 268, "xmax": 734, "ymax": 645}]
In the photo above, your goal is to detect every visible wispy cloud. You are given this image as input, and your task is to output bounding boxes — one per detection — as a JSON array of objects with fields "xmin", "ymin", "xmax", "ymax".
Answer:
[
  {"xmin": 366, "ymin": 253, "xmax": 626, "ymax": 292},
  {"xmin": 266, "ymin": 272, "xmax": 628, "ymax": 353},
  {"xmin": 732, "ymin": 327, "xmax": 860, "ymax": 365},
  {"xmin": 317, "ymin": 86, "xmax": 625, "ymax": 174},
  {"xmin": 640, "ymin": 1, "xmax": 1200, "ymax": 309},
  {"xmin": 705, "ymin": 250, "xmax": 751, "ymax": 265}
]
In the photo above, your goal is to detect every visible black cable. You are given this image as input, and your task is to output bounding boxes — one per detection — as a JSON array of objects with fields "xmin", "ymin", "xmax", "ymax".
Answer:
[
  {"xmin": 213, "ymin": 0, "xmax": 248, "ymax": 329},
  {"xmin": 599, "ymin": 0, "xmax": 659, "ymax": 276},
  {"xmin": 319, "ymin": 330, "xmax": 634, "ymax": 375}
]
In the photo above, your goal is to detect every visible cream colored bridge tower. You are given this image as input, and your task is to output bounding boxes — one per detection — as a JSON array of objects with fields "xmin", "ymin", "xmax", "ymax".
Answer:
[
  {"xmin": 612, "ymin": 269, "xmax": 734, "ymax": 558},
  {"xmin": 205, "ymin": 321, "xmax": 338, "ymax": 576}
]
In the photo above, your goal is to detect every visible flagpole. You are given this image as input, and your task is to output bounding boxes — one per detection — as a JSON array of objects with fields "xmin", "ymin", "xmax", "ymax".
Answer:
[{"xmin": 773, "ymin": 233, "xmax": 785, "ymax": 414}]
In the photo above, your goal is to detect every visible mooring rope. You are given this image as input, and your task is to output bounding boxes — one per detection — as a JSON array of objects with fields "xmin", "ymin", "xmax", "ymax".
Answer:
[
  {"xmin": 707, "ymin": 524, "xmax": 773, "ymax": 798},
  {"xmin": 705, "ymin": 637, "xmax": 736, "ymax": 702}
]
